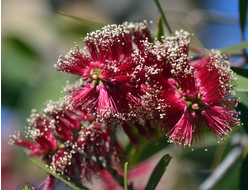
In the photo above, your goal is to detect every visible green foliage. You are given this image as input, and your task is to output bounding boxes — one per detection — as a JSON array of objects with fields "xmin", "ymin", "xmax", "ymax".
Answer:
[
  {"xmin": 157, "ymin": 15, "xmax": 164, "ymax": 42},
  {"xmin": 231, "ymin": 67, "xmax": 248, "ymax": 78},
  {"xmin": 30, "ymin": 158, "xmax": 89, "ymax": 190},
  {"xmin": 154, "ymin": 0, "xmax": 172, "ymax": 34},
  {"xmin": 234, "ymin": 73, "xmax": 248, "ymax": 92},
  {"xmin": 5, "ymin": 1, "xmax": 248, "ymax": 189},
  {"xmin": 144, "ymin": 154, "xmax": 172, "ymax": 190}
]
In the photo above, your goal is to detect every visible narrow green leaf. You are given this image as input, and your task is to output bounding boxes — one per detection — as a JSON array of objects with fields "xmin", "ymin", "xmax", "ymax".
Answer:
[
  {"xmin": 240, "ymin": 154, "xmax": 248, "ymax": 190},
  {"xmin": 157, "ymin": 15, "xmax": 164, "ymax": 42},
  {"xmin": 206, "ymin": 41, "xmax": 248, "ymax": 55},
  {"xmin": 234, "ymin": 73, "xmax": 248, "ymax": 92},
  {"xmin": 144, "ymin": 154, "xmax": 172, "ymax": 190},
  {"xmin": 124, "ymin": 162, "xmax": 128, "ymax": 190},
  {"xmin": 57, "ymin": 12, "xmax": 105, "ymax": 28},
  {"xmin": 30, "ymin": 158, "xmax": 89, "ymax": 190},
  {"xmin": 231, "ymin": 67, "xmax": 248, "ymax": 78},
  {"xmin": 239, "ymin": 0, "xmax": 248, "ymax": 33},
  {"xmin": 154, "ymin": 0, "xmax": 172, "ymax": 34}
]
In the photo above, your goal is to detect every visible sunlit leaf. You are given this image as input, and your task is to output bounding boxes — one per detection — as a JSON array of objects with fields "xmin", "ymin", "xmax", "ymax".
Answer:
[
  {"xmin": 157, "ymin": 15, "xmax": 164, "ymax": 42},
  {"xmin": 30, "ymin": 158, "xmax": 89, "ymax": 190},
  {"xmin": 206, "ymin": 41, "xmax": 248, "ymax": 55},
  {"xmin": 234, "ymin": 73, "xmax": 248, "ymax": 92},
  {"xmin": 144, "ymin": 154, "xmax": 172, "ymax": 190}
]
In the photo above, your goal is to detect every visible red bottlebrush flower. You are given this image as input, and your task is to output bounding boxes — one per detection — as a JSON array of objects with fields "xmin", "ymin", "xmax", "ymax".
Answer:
[
  {"xmin": 76, "ymin": 122, "xmax": 124, "ymax": 181},
  {"xmin": 41, "ymin": 175, "xmax": 55, "ymax": 190},
  {"xmin": 159, "ymin": 51, "xmax": 240, "ymax": 148},
  {"xmin": 9, "ymin": 131, "xmax": 42, "ymax": 157},
  {"xmin": 156, "ymin": 30, "xmax": 191, "ymax": 78},
  {"xmin": 9, "ymin": 109, "xmax": 58, "ymax": 157},
  {"xmin": 129, "ymin": 20, "xmax": 153, "ymax": 50},
  {"xmin": 50, "ymin": 147, "xmax": 73, "ymax": 175},
  {"xmin": 55, "ymin": 22, "xmax": 162, "ymax": 122},
  {"xmin": 26, "ymin": 110, "xmax": 58, "ymax": 152},
  {"xmin": 43, "ymin": 100, "xmax": 86, "ymax": 142}
]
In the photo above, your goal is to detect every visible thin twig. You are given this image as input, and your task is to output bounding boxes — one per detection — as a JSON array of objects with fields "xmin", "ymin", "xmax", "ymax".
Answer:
[
  {"xmin": 124, "ymin": 162, "xmax": 128, "ymax": 190},
  {"xmin": 106, "ymin": 165, "xmax": 125, "ymax": 187},
  {"xmin": 107, "ymin": 122, "xmax": 117, "ymax": 165},
  {"xmin": 106, "ymin": 123, "xmax": 131, "ymax": 188},
  {"xmin": 154, "ymin": 0, "xmax": 173, "ymax": 35}
]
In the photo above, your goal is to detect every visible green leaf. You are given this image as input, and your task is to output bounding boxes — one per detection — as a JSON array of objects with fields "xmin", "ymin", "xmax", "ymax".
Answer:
[
  {"xmin": 154, "ymin": 0, "xmax": 172, "ymax": 34},
  {"xmin": 57, "ymin": 12, "xmax": 105, "ymax": 28},
  {"xmin": 30, "ymin": 158, "xmax": 89, "ymax": 190},
  {"xmin": 124, "ymin": 162, "xmax": 128, "ymax": 190},
  {"xmin": 231, "ymin": 67, "xmax": 248, "ymax": 78},
  {"xmin": 234, "ymin": 73, "xmax": 248, "ymax": 92},
  {"xmin": 206, "ymin": 41, "xmax": 248, "ymax": 55},
  {"xmin": 157, "ymin": 15, "xmax": 164, "ymax": 42},
  {"xmin": 144, "ymin": 154, "xmax": 172, "ymax": 190},
  {"xmin": 240, "ymin": 154, "xmax": 248, "ymax": 190},
  {"xmin": 235, "ymin": 91, "xmax": 248, "ymax": 107},
  {"xmin": 239, "ymin": 0, "xmax": 248, "ymax": 33}
]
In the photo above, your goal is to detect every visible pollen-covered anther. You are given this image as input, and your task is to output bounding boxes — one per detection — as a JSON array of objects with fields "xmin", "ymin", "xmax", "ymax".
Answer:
[
  {"xmin": 91, "ymin": 73, "xmax": 99, "ymax": 80},
  {"xmin": 191, "ymin": 103, "xmax": 200, "ymax": 110}
]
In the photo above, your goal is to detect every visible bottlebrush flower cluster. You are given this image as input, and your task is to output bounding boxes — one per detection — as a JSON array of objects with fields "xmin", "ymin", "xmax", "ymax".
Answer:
[
  {"xmin": 9, "ymin": 100, "xmax": 124, "ymax": 188},
  {"xmin": 9, "ymin": 21, "xmax": 241, "ymax": 187}
]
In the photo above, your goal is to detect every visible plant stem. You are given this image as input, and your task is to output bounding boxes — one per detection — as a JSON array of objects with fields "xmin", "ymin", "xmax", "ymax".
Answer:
[
  {"xmin": 154, "ymin": 0, "xmax": 172, "ymax": 35},
  {"xmin": 107, "ymin": 122, "xmax": 117, "ymax": 165},
  {"xmin": 124, "ymin": 162, "xmax": 128, "ymax": 190}
]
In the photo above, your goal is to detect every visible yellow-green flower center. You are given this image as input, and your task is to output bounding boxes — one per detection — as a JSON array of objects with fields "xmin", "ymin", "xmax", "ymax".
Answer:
[
  {"xmin": 90, "ymin": 69, "xmax": 101, "ymax": 84},
  {"xmin": 185, "ymin": 94, "xmax": 204, "ymax": 111}
]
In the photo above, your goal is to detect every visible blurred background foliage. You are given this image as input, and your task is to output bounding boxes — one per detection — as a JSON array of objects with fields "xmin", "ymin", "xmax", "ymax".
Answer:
[{"xmin": 1, "ymin": 0, "xmax": 247, "ymax": 190}]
